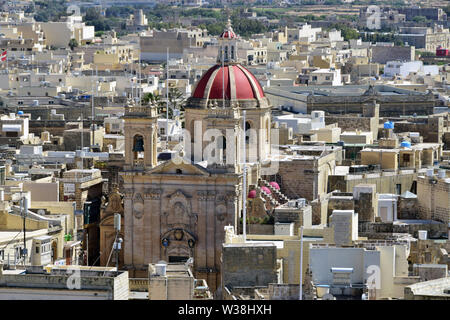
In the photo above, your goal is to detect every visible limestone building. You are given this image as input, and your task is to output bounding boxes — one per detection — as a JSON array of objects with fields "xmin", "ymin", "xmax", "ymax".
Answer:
[{"xmin": 121, "ymin": 22, "xmax": 273, "ymax": 293}]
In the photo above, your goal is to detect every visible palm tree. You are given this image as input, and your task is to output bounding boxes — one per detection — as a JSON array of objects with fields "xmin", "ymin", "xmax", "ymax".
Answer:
[{"xmin": 144, "ymin": 88, "xmax": 187, "ymax": 119}]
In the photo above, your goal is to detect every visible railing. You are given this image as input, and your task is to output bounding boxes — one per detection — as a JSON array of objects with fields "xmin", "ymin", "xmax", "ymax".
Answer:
[
  {"xmin": 59, "ymin": 176, "xmax": 95, "ymax": 184},
  {"xmin": 129, "ymin": 278, "xmax": 149, "ymax": 292},
  {"xmin": 125, "ymin": 106, "xmax": 156, "ymax": 117},
  {"xmin": 207, "ymin": 107, "xmax": 239, "ymax": 119}
]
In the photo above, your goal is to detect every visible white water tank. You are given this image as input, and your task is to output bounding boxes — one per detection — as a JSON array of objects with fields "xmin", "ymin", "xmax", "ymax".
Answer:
[
  {"xmin": 155, "ymin": 263, "xmax": 166, "ymax": 276},
  {"xmin": 438, "ymin": 170, "xmax": 446, "ymax": 179},
  {"xmin": 418, "ymin": 230, "xmax": 427, "ymax": 240},
  {"xmin": 426, "ymin": 169, "xmax": 434, "ymax": 177}
]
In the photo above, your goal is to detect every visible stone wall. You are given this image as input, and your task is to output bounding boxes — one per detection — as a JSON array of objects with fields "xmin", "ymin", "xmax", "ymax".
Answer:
[
  {"xmin": 276, "ymin": 152, "xmax": 336, "ymax": 202},
  {"xmin": 327, "ymin": 195, "xmax": 354, "ymax": 224},
  {"xmin": 391, "ymin": 117, "xmax": 444, "ymax": 143},
  {"xmin": 417, "ymin": 176, "xmax": 450, "ymax": 225},
  {"xmin": 371, "ymin": 46, "xmax": 414, "ymax": 64},
  {"xmin": 248, "ymin": 224, "xmax": 274, "ymax": 235},
  {"xmin": 328, "ymin": 171, "xmax": 415, "ymax": 196},
  {"xmin": 307, "ymin": 92, "xmax": 435, "ymax": 117},
  {"xmin": 358, "ymin": 221, "xmax": 447, "ymax": 239},
  {"xmin": 325, "ymin": 116, "xmax": 378, "ymax": 141},
  {"xmin": 398, "ymin": 197, "xmax": 419, "ymax": 219},
  {"xmin": 268, "ymin": 283, "xmax": 300, "ymax": 300},
  {"xmin": 221, "ymin": 243, "xmax": 277, "ymax": 290},
  {"xmin": 274, "ymin": 205, "xmax": 312, "ymax": 235},
  {"xmin": 355, "ymin": 192, "xmax": 377, "ymax": 223},
  {"xmin": 413, "ymin": 264, "xmax": 448, "ymax": 282}
]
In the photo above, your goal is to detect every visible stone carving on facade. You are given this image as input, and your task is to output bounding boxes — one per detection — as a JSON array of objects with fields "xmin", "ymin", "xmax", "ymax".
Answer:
[
  {"xmin": 225, "ymin": 191, "xmax": 237, "ymax": 202},
  {"xmin": 144, "ymin": 188, "xmax": 162, "ymax": 200},
  {"xmin": 133, "ymin": 192, "xmax": 144, "ymax": 219},
  {"xmin": 165, "ymin": 189, "xmax": 197, "ymax": 229},
  {"xmin": 207, "ymin": 191, "xmax": 216, "ymax": 200},
  {"xmin": 123, "ymin": 188, "xmax": 134, "ymax": 199},
  {"xmin": 197, "ymin": 190, "xmax": 208, "ymax": 201},
  {"xmin": 216, "ymin": 204, "xmax": 227, "ymax": 222},
  {"xmin": 160, "ymin": 189, "xmax": 199, "ymax": 260},
  {"xmin": 104, "ymin": 188, "xmax": 124, "ymax": 218}
]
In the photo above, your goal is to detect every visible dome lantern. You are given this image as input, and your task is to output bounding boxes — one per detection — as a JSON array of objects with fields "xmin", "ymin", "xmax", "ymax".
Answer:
[{"xmin": 217, "ymin": 18, "xmax": 238, "ymax": 65}]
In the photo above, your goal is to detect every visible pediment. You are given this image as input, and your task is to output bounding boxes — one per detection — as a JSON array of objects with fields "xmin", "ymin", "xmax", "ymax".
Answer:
[{"xmin": 148, "ymin": 159, "xmax": 210, "ymax": 176}]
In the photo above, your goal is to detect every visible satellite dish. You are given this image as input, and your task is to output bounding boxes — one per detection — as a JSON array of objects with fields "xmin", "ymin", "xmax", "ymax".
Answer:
[{"xmin": 322, "ymin": 293, "xmax": 335, "ymax": 300}]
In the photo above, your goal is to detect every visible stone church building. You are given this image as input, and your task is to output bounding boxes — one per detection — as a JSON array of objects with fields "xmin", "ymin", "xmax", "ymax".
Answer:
[{"xmin": 120, "ymin": 22, "xmax": 275, "ymax": 293}]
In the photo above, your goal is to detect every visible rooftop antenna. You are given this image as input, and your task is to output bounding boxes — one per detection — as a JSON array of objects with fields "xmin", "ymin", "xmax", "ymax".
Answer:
[
  {"xmin": 21, "ymin": 194, "xmax": 28, "ymax": 266},
  {"xmin": 92, "ymin": 66, "xmax": 97, "ymax": 148},
  {"xmin": 81, "ymin": 111, "xmax": 84, "ymax": 170},
  {"xmin": 222, "ymin": 43, "xmax": 225, "ymax": 109},
  {"xmin": 139, "ymin": 39, "xmax": 142, "ymax": 107},
  {"xmin": 130, "ymin": 60, "xmax": 134, "ymax": 102},
  {"xmin": 166, "ymin": 47, "xmax": 169, "ymax": 148},
  {"xmin": 242, "ymin": 110, "xmax": 247, "ymax": 242},
  {"xmin": 299, "ymin": 225, "xmax": 303, "ymax": 300}
]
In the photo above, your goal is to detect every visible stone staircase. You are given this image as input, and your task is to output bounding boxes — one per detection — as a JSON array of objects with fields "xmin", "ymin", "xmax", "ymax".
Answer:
[{"xmin": 253, "ymin": 179, "xmax": 290, "ymax": 212}]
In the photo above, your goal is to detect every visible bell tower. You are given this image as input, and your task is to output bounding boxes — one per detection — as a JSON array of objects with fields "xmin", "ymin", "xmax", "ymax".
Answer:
[
  {"xmin": 123, "ymin": 104, "xmax": 158, "ymax": 170},
  {"xmin": 217, "ymin": 18, "xmax": 238, "ymax": 64}
]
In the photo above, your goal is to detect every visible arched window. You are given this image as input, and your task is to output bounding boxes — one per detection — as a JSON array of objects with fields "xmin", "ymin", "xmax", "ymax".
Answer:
[
  {"xmin": 224, "ymin": 46, "xmax": 228, "ymax": 61},
  {"xmin": 190, "ymin": 120, "xmax": 195, "ymax": 143},
  {"xmin": 217, "ymin": 135, "xmax": 226, "ymax": 162},
  {"xmin": 132, "ymin": 135, "xmax": 144, "ymax": 160},
  {"xmin": 245, "ymin": 121, "xmax": 251, "ymax": 144},
  {"xmin": 217, "ymin": 135, "xmax": 226, "ymax": 151},
  {"xmin": 231, "ymin": 45, "xmax": 235, "ymax": 60}
]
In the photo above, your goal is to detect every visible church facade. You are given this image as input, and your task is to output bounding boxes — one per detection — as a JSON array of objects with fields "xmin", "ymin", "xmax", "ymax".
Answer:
[{"xmin": 120, "ymin": 21, "xmax": 274, "ymax": 293}]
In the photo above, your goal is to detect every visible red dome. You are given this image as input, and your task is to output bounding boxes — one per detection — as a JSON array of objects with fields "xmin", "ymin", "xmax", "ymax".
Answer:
[
  {"xmin": 220, "ymin": 30, "xmax": 236, "ymax": 39},
  {"xmin": 261, "ymin": 186, "xmax": 271, "ymax": 195},
  {"xmin": 269, "ymin": 182, "xmax": 280, "ymax": 190},
  {"xmin": 192, "ymin": 64, "xmax": 265, "ymax": 101},
  {"xmin": 248, "ymin": 190, "xmax": 257, "ymax": 198}
]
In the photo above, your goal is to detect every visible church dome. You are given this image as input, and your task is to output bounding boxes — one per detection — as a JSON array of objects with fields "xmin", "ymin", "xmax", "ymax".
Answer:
[
  {"xmin": 220, "ymin": 29, "xmax": 236, "ymax": 39},
  {"xmin": 192, "ymin": 64, "xmax": 265, "ymax": 101}
]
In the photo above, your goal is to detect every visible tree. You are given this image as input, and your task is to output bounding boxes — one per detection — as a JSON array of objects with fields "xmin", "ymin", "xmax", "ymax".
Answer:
[
  {"xmin": 445, "ymin": 5, "xmax": 450, "ymax": 16},
  {"xmin": 142, "ymin": 92, "xmax": 163, "ymax": 109},
  {"xmin": 167, "ymin": 87, "xmax": 186, "ymax": 116},
  {"xmin": 68, "ymin": 38, "xmax": 78, "ymax": 50},
  {"xmin": 150, "ymin": 88, "xmax": 187, "ymax": 119},
  {"xmin": 328, "ymin": 24, "xmax": 359, "ymax": 41},
  {"xmin": 83, "ymin": 7, "xmax": 111, "ymax": 31},
  {"xmin": 412, "ymin": 16, "xmax": 428, "ymax": 23}
]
